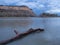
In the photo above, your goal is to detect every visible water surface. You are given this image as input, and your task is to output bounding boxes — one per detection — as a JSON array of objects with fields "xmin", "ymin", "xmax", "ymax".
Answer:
[{"xmin": 0, "ymin": 17, "xmax": 60, "ymax": 45}]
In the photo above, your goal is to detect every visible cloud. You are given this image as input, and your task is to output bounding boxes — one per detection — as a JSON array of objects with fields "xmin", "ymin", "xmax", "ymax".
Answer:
[
  {"xmin": 16, "ymin": 2, "xmax": 45, "ymax": 9},
  {"xmin": 46, "ymin": 0, "xmax": 60, "ymax": 13},
  {"xmin": 0, "ymin": 0, "xmax": 28, "ymax": 5},
  {"xmin": 46, "ymin": 9, "xmax": 60, "ymax": 13}
]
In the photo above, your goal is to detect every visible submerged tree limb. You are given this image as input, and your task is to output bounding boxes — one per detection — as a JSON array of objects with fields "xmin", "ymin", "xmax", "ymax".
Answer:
[{"xmin": 0, "ymin": 28, "xmax": 44, "ymax": 45}]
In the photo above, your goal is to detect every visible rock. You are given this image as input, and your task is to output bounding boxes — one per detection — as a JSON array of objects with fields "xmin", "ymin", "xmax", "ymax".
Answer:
[{"xmin": 0, "ymin": 5, "xmax": 36, "ymax": 17}]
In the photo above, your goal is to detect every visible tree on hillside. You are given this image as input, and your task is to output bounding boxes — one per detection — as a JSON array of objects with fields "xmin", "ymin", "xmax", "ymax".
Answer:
[{"xmin": 40, "ymin": 13, "xmax": 58, "ymax": 17}]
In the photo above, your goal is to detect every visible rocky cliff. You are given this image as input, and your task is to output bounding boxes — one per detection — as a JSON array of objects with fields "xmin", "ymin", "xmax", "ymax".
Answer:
[{"xmin": 0, "ymin": 5, "xmax": 36, "ymax": 17}]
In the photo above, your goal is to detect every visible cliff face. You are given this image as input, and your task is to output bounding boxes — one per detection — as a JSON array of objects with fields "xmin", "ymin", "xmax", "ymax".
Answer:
[{"xmin": 0, "ymin": 5, "xmax": 36, "ymax": 17}]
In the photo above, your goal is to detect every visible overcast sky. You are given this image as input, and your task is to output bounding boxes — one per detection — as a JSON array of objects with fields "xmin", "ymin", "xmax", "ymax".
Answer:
[{"xmin": 0, "ymin": 0, "xmax": 60, "ymax": 15}]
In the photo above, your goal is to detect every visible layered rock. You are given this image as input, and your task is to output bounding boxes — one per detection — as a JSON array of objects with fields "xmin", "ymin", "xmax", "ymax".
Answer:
[{"xmin": 0, "ymin": 5, "xmax": 36, "ymax": 17}]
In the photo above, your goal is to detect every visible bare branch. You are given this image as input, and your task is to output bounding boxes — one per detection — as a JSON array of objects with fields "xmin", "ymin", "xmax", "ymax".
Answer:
[{"xmin": 0, "ymin": 28, "xmax": 44, "ymax": 45}]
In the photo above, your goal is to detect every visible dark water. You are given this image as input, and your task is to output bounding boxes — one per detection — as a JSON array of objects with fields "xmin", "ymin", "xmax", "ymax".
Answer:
[{"xmin": 0, "ymin": 17, "xmax": 60, "ymax": 45}]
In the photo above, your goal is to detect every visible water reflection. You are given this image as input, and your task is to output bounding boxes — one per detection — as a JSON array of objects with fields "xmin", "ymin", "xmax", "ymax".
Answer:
[
  {"xmin": 0, "ymin": 17, "xmax": 60, "ymax": 45},
  {"xmin": 0, "ymin": 17, "xmax": 44, "ymax": 41}
]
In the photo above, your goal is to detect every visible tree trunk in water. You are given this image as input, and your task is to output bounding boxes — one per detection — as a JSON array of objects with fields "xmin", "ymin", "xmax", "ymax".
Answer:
[{"xmin": 0, "ymin": 28, "xmax": 44, "ymax": 45}]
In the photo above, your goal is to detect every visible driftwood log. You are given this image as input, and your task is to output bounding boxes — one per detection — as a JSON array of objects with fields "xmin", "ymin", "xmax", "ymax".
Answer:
[{"xmin": 0, "ymin": 28, "xmax": 44, "ymax": 45}]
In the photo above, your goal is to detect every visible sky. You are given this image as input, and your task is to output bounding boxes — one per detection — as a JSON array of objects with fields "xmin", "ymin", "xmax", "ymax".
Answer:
[{"xmin": 0, "ymin": 0, "xmax": 60, "ymax": 15}]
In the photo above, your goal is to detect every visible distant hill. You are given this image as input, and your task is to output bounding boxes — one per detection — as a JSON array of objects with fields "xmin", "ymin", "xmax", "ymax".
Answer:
[
  {"xmin": 40, "ymin": 13, "xmax": 58, "ymax": 17},
  {"xmin": 0, "ymin": 5, "xmax": 36, "ymax": 17}
]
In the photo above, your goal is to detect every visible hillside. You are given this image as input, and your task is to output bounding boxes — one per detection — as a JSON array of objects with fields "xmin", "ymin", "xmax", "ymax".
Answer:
[
  {"xmin": 40, "ymin": 13, "xmax": 58, "ymax": 17},
  {"xmin": 0, "ymin": 5, "xmax": 36, "ymax": 17}
]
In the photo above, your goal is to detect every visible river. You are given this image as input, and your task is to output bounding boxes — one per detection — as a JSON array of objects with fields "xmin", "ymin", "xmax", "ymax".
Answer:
[{"xmin": 0, "ymin": 17, "xmax": 60, "ymax": 45}]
